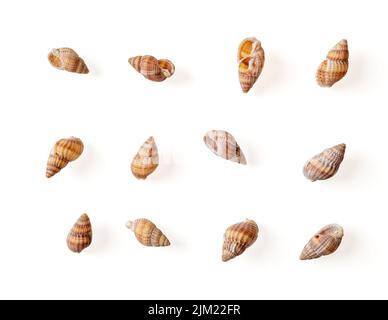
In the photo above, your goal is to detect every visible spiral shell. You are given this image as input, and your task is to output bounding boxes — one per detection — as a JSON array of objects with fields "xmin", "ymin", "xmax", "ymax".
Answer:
[
  {"xmin": 222, "ymin": 219, "xmax": 258, "ymax": 262},
  {"xmin": 46, "ymin": 137, "xmax": 84, "ymax": 178},
  {"xmin": 126, "ymin": 218, "xmax": 170, "ymax": 247},
  {"xmin": 204, "ymin": 130, "xmax": 247, "ymax": 165},
  {"xmin": 131, "ymin": 136, "xmax": 159, "ymax": 180},
  {"xmin": 300, "ymin": 224, "xmax": 344, "ymax": 260},
  {"xmin": 128, "ymin": 55, "xmax": 175, "ymax": 82},
  {"xmin": 316, "ymin": 39, "xmax": 349, "ymax": 87},
  {"xmin": 67, "ymin": 214, "xmax": 92, "ymax": 253},
  {"xmin": 238, "ymin": 37, "xmax": 265, "ymax": 93},
  {"xmin": 303, "ymin": 143, "xmax": 346, "ymax": 182},
  {"xmin": 48, "ymin": 48, "xmax": 89, "ymax": 74}
]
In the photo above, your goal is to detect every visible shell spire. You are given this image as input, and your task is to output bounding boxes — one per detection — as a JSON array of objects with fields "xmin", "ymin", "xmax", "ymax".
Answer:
[
  {"xmin": 48, "ymin": 48, "xmax": 89, "ymax": 74},
  {"xmin": 128, "ymin": 55, "xmax": 175, "ymax": 82},
  {"xmin": 67, "ymin": 213, "xmax": 92, "ymax": 253},
  {"xmin": 126, "ymin": 218, "xmax": 170, "ymax": 247},
  {"xmin": 300, "ymin": 224, "xmax": 344, "ymax": 260},
  {"xmin": 204, "ymin": 130, "xmax": 247, "ymax": 164},
  {"xmin": 131, "ymin": 136, "xmax": 159, "ymax": 180},
  {"xmin": 316, "ymin": 39, "xmax": 349, "ymax": 87},
  {"xmin": 46, "ymin": 137, "xmax": 84, "ymax": 178},
  {"xmin": 222, "ymin": 219, "xmax": 258, "ymax": 262},
  {"xmin": 238, "ymin": 37, "xmax": 265, "ymax": 93},
  {"xmin": 303, "ymin": 143, "xmax": 346, "ymax": 182}
]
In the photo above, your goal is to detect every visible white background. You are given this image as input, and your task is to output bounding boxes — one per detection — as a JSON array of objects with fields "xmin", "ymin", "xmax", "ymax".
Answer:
[{"xmin": 0, "ymin": 0, "xmax": 387, "ymax": 299}]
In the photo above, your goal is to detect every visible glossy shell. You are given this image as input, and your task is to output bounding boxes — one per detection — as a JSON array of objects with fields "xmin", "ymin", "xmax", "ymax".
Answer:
[
  {"xmin": 48, "ymin": 48, "xmax": 89, "ymax": 74},
  {"xmin": 67, "ymin": 213, "xmax": 92, "ymax": 253},
  {"xmin": 300, "ymin": 224, "xmax": 344, "ymax": 260},
  {"xmin": 222, "ymin": 219, "xmax": 258, "ymax": 262},
  {"xmin": 131, "ymin": 136, "xmax": 159, "ymax": 179},
  {"xmin": 126, "ymin": 218, "xmax": 170, "ymax": 247},
  {"xmin": 128, "ymin": 55, "xmax": 175, "ymax": 82}
]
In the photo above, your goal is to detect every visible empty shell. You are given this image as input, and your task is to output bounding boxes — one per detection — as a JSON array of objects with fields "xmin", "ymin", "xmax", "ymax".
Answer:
[
  {"xmin": 222, "ymin": 219, "xmax": 258, "ymax": 262},
  {"xmin": 316, "ymin": 39, "xmax": 349, "ymax": 87},
  {"xmin": 46, "ymin": 137, "xmax": 84, "ymax": 178},
  {"xmin": 238, "ymin": 37, "xmax": 265, "ymax": 93},
  {"xmin": 131, "ymin": 136, "xmax": 159, "ymax": 179},
  {"xmin": 303, "ymin": 143, "xmax": 346, "ymax": 181},
  {"xmin": 67, "ymin": 213, "xmax": 92, "ymax": 253},
  {"xmin": 126, "ymin": 218, "xmax": 170, "ymax": 247},
  {"xmin": 128, "ymin": 55, "xmax": 175, "ymax": 81},
  {"xmin": 300, "ymin": 224, "xmax": 344, "ymax": 260},
  {"xmin": 204, "ymin": 130, "xmax": 247, "ymax": 164},
  {"xmin": 48, "ymin": 48, "xmax": 89, "ymax": 74}
]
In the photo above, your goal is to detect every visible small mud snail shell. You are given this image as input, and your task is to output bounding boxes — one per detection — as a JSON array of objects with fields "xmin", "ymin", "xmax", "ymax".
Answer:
[
  {"xmin": 48, "ymin": 48, "xmax": 89, "ymax": 74},
  {"xmin": 131, "ymin": 136, "xmax": 159, "ymax": 180},
  {"xmin": 67, "ymin": 213, "xmax": 92, "ymax": 253},
  {"xmin": 128, "ymin": 55, "xmax": 175, "ymax": 82},
  {"xmin": 126, "ymin": 218, "xmax": 170, "ymax": 247},
  {"xmin": 300, "ymin": 224, "xmax": 344, "ymax": 260}
]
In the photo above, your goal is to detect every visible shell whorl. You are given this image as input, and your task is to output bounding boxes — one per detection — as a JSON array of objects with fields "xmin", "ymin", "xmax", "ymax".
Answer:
[
  {"xmin": 48, "ymin": 48, "xmax": 89, "ymax": 74},
  {"xmin": 316, "ymin": 39, "xmax": 348, "ymax": 87},
  {"xmin": 204, "ymin": 130, "xmax": 247, "ymax": 165},
  {"xmin": 222, "ymin": 219, "xmax": 258, "ymax": 262},
  {"xmin": 303, "ymin": 143, "xmax": 346, "ymax": 182},
  {"xmin": 46, "ymin": 137, "xmax": 84, "ymax": 178},
  {"xmin": 300, "ymin": 224, "xmax": 344, "ymax": 260},
  {"xmin": 238, "ymin": 37, "xmax": 265, "ymax": 93},
  {"xmin": 131, "ymin": 136, "xmax": 159, "ymax": 180},
  {"xmin": 126, "ymin": 218, "xmax": 170, "ymax": 247},
  {"xmin": 128, "ymin": 55, "xmax": 175, "ymax": 82},
  {"xmin": 67, "ymin": 213, "xmax": 92, "ymax": 253}
]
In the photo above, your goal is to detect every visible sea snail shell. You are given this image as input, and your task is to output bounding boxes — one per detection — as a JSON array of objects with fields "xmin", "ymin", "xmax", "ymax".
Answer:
[
  {"xmin": 300, "ymin": 224, "xmax": 344, "ymax": 260},
  {"xmin": 67, "ymin": 213, "xmax": 92, "ymax": 253},
  {"xmin": 316, "ymin": 39, "xmax": 349, "ymax": 87},
  {"xmin": 222, "ymin": 219, "xmax": 258, "ymax": 262},
  {"xmin": 131, "ymin": 136, "xmax": 159, "ymax": 180},
  {"xmin": 126, "ymin": 218, "xmax": 170, "ymax": 247},
  {"xmin": 303, "ymin": 143, "xmax": 346, "ymax": 182},
  {"xmin": 238, "ymin": 37, "xmax": 265, "ymax": 93},
  {"xmin": 204, "ymin": 130, "xmax": 247, "ymax": 165},
  {"xmin": 128, "ymin": 55, "xmax": 175, "ymax": 82},
  {"xmin": 48, "ymin": 48, "xmax": 89, "ymax": 74},
  {"xmin": 46, "ymin": 137, "xmax": 84, "ymax": 178}
]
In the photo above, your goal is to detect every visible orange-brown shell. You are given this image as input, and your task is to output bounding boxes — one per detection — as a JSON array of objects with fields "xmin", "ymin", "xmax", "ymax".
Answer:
[
  {"xmin": 126, "ymin": 218, "xmax": 170, "ymax": 247},
  {"xmin": 222, "ymin": 219, "xmax": 258, "ymax": 262},
  {"xmin": 48, "ymin": 48, "xmax": 89, "ymax": 74},
  {"xmin": 300, "ymin": 224, "xmax": 344, "ymax": 260},
  {"xmin": 238, "ymin": 37, "xmax": 265, "ymax": 93},
  {"xmin": 131, "ymin": 136, "xmax": 159, "ymax": 179},
  {"xmin": 46, "ymin": 137, "xmax": 84, "ymax": 178},
  {"xmin": 316, "ymin": 39, "xmax": 348, "ymax": 87},
  {"xmin": 128, "ymin": 55, "xmax": 175, "ymax": 82},
  {"xmin": 67, "ymin": 213, "xmax": 92, "ymax": 253},
  {"xmin": 303, "ymin": 143, "xmax": 346, "ymax": 182}
]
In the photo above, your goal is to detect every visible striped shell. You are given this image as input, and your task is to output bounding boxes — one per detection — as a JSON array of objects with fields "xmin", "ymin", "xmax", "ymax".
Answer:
[
  {"xmin": 300, "ymin": 224, "xmax": 344, "ymax": 260},
  {"xmin": 48, "ymin": 48, "xmax": 89, "ymax": 74},
  {"xmin": 131, "ymin": 136, "xmax": 159, "ymax": 180},
  {"xmin": 204, "ymin": 130, "xmax": 247, "ymax": 165},
  {"xmin": 128, "ymin": 55, "xmax": 175, "ymax": 82},
  {"xmin": 46, "ymin": 137, "xmax": 84, "ymax": 178},
  {"xmin": 238, "ymin": 37, "xmax": 265, "ymax": 93},
  {"xmin": 126, "ymin": 218, "xmax": 170, "ymax": 247},
  {"xmin": 67, "ymin": 214, "xmax": 92, "ymax": 253},
  {"xmin": 222, "ymin": 219, "xmax": 258, "ymax": 262},
  {"xmin": 316, "ymin": 39, "xmax": 348, "ymax": 87},
  {"xmin": 303, "ymin": 143, "xmax": 346, "ymax": 182}
]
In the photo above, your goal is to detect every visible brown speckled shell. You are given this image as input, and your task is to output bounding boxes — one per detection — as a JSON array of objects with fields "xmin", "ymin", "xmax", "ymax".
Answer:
[
  {"xmin": 126, "ymin": 218, "xmax": 170, "ymax": 247},
  {"xmin": 300, "ymin": 224, "xmax": 344, "ymax": 260},
  {"xmin": 222, "ymin": 219, "xmax": 258, "ymax": 262},
  {"xmin": 238, "ymin": 37, "xmax": 265, "ymax": 93},
  {"xmin": 46, "ymin": 137, "xmax": 84, "ymax": 178},
  {"xmin": 67, "ymin": 213, "xmax": 92, "ymax": 253},
  {"xmin": 204, "ymin": 130, "xmax": 247, "ymax": 165},
  {"xmin": 131, "ymin": 136, "xmax": 159, "ymax": 180},
  {"xmin": 316, "ymin": 39, "xmax": 348, "ymax": 87},
  {"xmin": 128, "ymin": 55, "xmax": 175, "ymax": 82},
  {"xmin": 48, "ymin": 48, "xmax": 89, "ymax": 74},
  {"xmin": 303, "ymin": 143, "xmax": 346, "ymax": 182}
]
